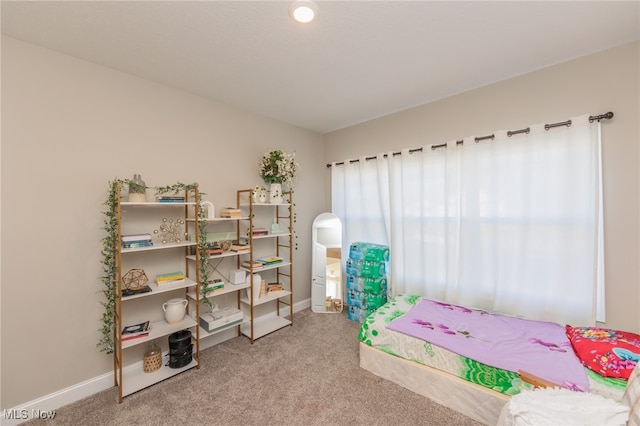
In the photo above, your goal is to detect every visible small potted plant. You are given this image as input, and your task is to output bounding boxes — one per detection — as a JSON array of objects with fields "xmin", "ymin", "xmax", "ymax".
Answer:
[
  {"xmin": 252, "ymin": 185, "xmax": 268, "ymax": 203},
  {"xmin": 259, "ymin": 149, "xmax": 298, "ymax": 204}
]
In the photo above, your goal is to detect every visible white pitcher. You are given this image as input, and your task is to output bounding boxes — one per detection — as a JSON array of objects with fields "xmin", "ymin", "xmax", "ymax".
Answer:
[{"xmin": 163, "ymin": 298, "xmax": 188, "ymax": 324}]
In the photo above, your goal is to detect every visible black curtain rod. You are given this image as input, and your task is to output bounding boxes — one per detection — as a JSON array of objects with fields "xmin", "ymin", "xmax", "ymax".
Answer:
[{"xmin": 326, "ymin": 111, "xmax": 614, "ymax": 168}]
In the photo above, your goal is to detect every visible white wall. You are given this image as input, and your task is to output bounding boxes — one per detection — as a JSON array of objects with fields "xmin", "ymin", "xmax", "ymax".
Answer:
[
  {"xmin": 1, "ymin": 36, "xmax": 326, "ymax": 409},
  {"xmin": 325, "ymin": 42, "xmax": 640, "ymax": 334}
]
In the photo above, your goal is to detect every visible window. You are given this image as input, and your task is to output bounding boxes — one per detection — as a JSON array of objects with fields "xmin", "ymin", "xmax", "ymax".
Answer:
[{"xmin": 332, "ymin": 114, "xmax": 604, "ymax": 325}]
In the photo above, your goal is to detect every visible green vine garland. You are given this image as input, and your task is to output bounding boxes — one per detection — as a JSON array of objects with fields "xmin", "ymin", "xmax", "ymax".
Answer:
[
  {"xmin": 98, "ymin": 179, "xmax": 210, "ymax": 354},
  {"xmin": 285, "ymin": 192, "xmax": 299, "ymax": 251}
]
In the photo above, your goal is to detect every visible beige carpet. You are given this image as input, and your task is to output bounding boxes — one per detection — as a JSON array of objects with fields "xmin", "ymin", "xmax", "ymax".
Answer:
[{"xmin": 28, "ymin": 309, "xmax": 482, "ymax": 425}]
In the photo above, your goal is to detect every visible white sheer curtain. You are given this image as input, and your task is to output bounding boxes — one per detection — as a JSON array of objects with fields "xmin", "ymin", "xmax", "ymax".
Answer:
[
  {"xmin": 331, "ymin": 154, "xmax": 391, "ymax": 248},
  {"xmin": 332, "ymin": 114, "xmax": 604, "ymax": 325}
]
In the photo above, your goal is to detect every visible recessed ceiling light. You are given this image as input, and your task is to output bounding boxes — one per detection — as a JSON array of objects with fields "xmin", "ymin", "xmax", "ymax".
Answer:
[{"xmin": 290, "ymin": 0, "xmax": 318, "ymax": 24}]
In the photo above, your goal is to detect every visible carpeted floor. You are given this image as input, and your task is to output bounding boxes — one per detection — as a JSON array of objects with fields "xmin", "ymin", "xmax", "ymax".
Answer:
[{"xmin": 27, "ymin": 309, "xmax": 483, "ymax": 425}]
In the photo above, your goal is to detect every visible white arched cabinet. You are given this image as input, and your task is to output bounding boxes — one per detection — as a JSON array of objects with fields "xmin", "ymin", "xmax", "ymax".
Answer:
[{"xmin": 311, "ymin": 213, "xmax": 343, "ymax": 313}]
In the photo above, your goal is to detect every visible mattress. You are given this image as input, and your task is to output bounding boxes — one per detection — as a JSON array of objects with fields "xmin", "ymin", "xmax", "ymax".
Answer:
[
  {"xmin": 360, "ymin": 342, "xmax": 509, "ymax": 425},
  {"xmin": 358, "ymin": 294, "xmax": 627, "ymax": 400}
]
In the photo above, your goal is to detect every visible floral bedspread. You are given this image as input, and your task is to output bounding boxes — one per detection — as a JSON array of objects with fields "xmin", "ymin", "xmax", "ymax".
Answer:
[
  {"xmin": 387, "ymin": 297, "xmax": 589, "ymax": 391},
  {"xmin": 567, "ymin": 326, "xmax": 640, "ymax": 380}
]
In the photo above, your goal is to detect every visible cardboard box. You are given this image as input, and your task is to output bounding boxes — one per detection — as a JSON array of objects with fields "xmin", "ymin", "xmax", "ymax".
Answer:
[{"xmin": 199, "ymin": 307, "xmax": 244, "ymax": 333}]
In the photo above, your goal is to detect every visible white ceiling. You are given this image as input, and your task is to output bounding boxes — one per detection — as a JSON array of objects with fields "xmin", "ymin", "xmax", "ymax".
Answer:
[{"xmin": 2, "ymin": 1, "xmax": 639, "ymax": 133}]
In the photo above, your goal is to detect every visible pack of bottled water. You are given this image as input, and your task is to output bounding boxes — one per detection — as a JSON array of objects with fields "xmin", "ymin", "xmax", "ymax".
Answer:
[
  {"xmin": 347, "ymin": 289, "xmax": 387, "ymax": 310},
  {"xmin": 346, "ymin": 242, "xmax": 389, "ymax": 323},
  {"xmin": 346, "ymin": 258, "xmax": 387, "ymax": 279},
  {"xmin": 346, "ymin": 274, "xmax": 387, "ymax": 294},
  {"xmin": 347, "ymin": 304, "xmax": 378, "ymax": 323},
  {"xmin": 348, "ymin": 242, "xmax": 390, "ymax": 263}
]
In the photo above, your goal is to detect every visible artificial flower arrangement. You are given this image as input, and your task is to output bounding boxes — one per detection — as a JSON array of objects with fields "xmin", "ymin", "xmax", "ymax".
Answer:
[{"xmin": 259, "ymin": 149, "xmax": 299, "ymax": 186}]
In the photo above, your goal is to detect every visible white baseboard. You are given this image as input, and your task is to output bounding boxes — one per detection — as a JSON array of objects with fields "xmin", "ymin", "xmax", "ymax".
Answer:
[
  {"xmin": 294, "ymin": 296, "xmax": 311, "ymax": 312},
  {"xmin": 0, "ymin": 372, "xmax": 114, "ymax": 425},
  {"xmin": 1, "ymin": 297, "xmax": 311, "ymax": 425}
]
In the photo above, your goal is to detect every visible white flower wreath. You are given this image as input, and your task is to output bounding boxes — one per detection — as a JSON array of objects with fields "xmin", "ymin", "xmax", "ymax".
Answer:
[{"xmin": 259, "ymin": 149, "xmax": 299, "ymax": 185}]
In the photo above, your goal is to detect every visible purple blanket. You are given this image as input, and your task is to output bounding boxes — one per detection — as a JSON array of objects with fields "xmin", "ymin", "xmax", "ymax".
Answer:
[{"xmin": 387, "ymin": 298, "xmax": 589, "ymax": 391}]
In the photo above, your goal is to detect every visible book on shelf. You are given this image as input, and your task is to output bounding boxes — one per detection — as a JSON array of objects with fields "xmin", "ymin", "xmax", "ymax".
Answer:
[
  {"xmin": 156, "ymin": 196, "xmax": 185, "ymax": 203},
  {"xmin": 155, "ymin": 272, "xmax": 185, "ymax": 286},
  {"xmin": 155, "ymin": 271, "xmax": 185, "ymax": 283},
  {"xmin": 121, "ymin": 233, "xmax": 152, "ymax": 242},
  {"xmin": 258, "ymin": 256, "xmax": 283, "ymax": 265},
  {"xmin": 241, "ymin": 260, "xmax": 263, "ymax": 270},
  {"xmin": 220, "ymin": 207, "xmax": 242, "ymax": 218},
  {"xmin": 156, "ymin": 278, "xmax": 186, "ymax": 287},
  {"xmin": 231, "ymin": 243, "xmax": 250, "ymax": 252},
  {"xmin": 122, "ymin": 332, "xmax": 150, "ymax": 341},
  {"xmin": 121, "ymin": 320, "xmax": 151, "ymax": 340},
  {"xmin": 231, "ymin": 239, "xmax": 249, "ymax": 250},
  {"xmin": 122, "ymin": 240, "xmax": 153, "ymax": 249},
  {"xmin": 252, "ymin": 228, "xmax": 269, "ymax": 236},
  {"xmin": 267, "ymin": 282, "xmax": 284, "ymax": 292},
  {"xmin": 204, "ymin": 279, "xmax": 225, "ymax": 293}
]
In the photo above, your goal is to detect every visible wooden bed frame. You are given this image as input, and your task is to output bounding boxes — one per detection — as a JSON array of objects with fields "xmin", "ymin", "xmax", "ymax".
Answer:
[{"xmin": 359, "ymin": 342, "xmax": 510, "ymax": 425}]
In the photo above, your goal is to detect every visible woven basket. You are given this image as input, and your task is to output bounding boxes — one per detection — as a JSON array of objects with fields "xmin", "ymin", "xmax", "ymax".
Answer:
[{"xmin": 143, "ymin": 351, "xmax": 162, "ymax": 373}]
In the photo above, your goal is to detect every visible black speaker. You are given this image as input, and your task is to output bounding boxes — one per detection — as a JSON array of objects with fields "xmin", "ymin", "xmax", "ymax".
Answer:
[{"xmin": 168, "ymin": 330, "xmax": 192, "ymax": 369}]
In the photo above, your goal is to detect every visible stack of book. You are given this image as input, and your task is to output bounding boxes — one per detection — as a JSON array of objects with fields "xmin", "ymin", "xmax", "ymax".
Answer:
[
  {"xmin": 156, "ymin": 195, "xmax": 185, "ymax": 203},
  {"xmin": 258, "ymin": 256, "xmax": 283, "ymax": 265},
  {"xmin": 267, "ymin": 282, "xmax": 284, "ymax": 292},
  {"xmin": 122, "ymin": 320, "xmax": 151, "ymax": 341},
  {"xmin": 155, "ymin": 271, "xmax": 185, "ymax": 286},
  {"xmin": 122, "ymin": 233, "xmax": 153, "ymax": 249},
  {"xmin": 231, "ymin": 242, "xmax": 250, "ymax": 253},
  {"xmin": 220, "ymin": 208, "xmax": 242, "ymax": 218},
  {"xmin": 241, "ymin": 260, "xmax": 264, "ymax": 270},
  {"xmin": 204, "ymin": 278, "xmax": 225, "ymax": 293},
  {"xmin": 252, "ymin": 228, "xmax": 269, "ymax": 236}
]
